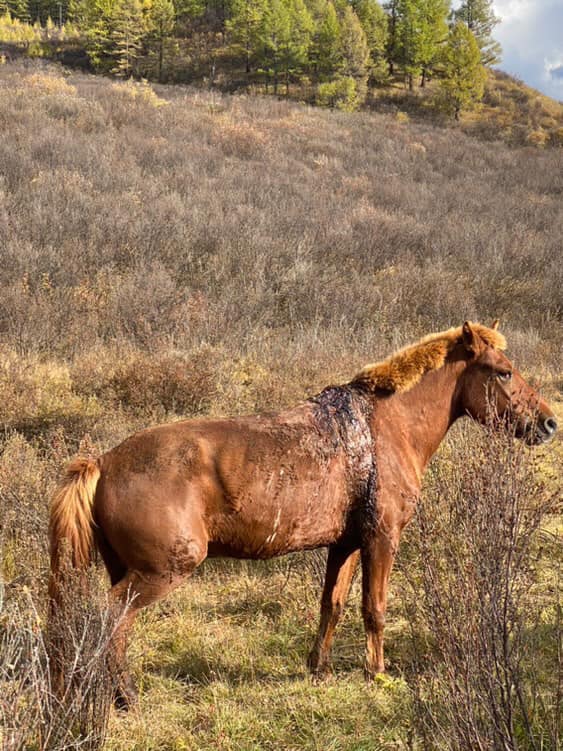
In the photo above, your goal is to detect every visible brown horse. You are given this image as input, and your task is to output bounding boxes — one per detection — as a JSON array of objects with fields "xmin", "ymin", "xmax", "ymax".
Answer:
[{"xmin": 49, "ymin": 321, "xmax": 557, "ymax": 708}]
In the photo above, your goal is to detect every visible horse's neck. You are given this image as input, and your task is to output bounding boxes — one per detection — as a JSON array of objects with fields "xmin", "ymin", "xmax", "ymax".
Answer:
[{"xmin": 373, "ymin": 360, "xmax": 464, "ymax": 483}]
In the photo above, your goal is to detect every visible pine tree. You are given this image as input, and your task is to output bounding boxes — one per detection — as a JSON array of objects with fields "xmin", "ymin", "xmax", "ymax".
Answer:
[
  {"xmin": 439, "ymin": 20, "xmax": 485, "ymax": 119},
  {"xmin": 203, "ymin": 0, "xmax": 231, "ymax": 26},
  {"xmin": 263, "ymin": 0, "xmax": 290, "ymax": 92},
  {"xmin": 110, "ymin": 0, "xmax": 144, "ymax": 76},
  {"xmin": 72, "ymin": 0, "xmax": 115, "ymax": 71},
  {"xmin": 4, "ymin": 0, "xmax": 30, "ymax": 21},
  {"xmin": 352, "ymin": 0, "xmax": 387, "ymax": 82},
  {"xmin": 453, "ymin": 0, "xmax": 500, "ymax": 66},
  {"xmin": 27, "ymin": 0, "xmax": 69, "ymax": 24},
  {"xmin": 395, "ymin": 0, "xmax": 420, "ymax": 89},
  {"xmin": 26, "ymin": 0, "xmax": 42, "ymax": 22},
  {"xmin": 339, "ymin": 5, "xmax": 368, "ymax": 79},
  {"xmin": 396, "ymin": 0, "xmax": 449, "ymax": 90},
  {"xmin": 338, "ymin": 6, "xmax": 369, "ymax": 104},
  {"xmin": 226, "ymin": 0, "xmax": 268, "ymax": 76},
  {"xmin": 417, "ymin": 0, "xmax": 449, "ymax": 86},
  {"xmin": 313, "ymin": 0, "xmax": 340, "ymax": 80},
  {"xmin": 282, "ymin": 0, "xmax": 313, "ymax": 91},
  {"xmin": 383, "ymin": 0, "xmax": 398, "ymax": 75},
  {"xmin": 173, "ymin": 0, "xmax": 206, "ymax": 26},
  {"xmin": 145, "ymin": 0, "xmax": 175, "ymax": 80},
  {"xmin": 67, "ymin": 0, "xmax": 91, "ymax": 26}
]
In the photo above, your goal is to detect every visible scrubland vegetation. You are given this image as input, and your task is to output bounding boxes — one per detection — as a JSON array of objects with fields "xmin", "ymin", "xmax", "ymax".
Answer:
[
  {"xmin": 0, "ymin": 62, "xmax": 561, "ymax": 749},
  {"xmin": 2, "ymin": 0, "xmax": 563, "ymax": 145}
]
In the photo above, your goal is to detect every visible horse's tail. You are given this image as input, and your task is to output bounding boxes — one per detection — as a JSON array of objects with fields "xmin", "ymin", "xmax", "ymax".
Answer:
[{"xmin": 48, "ymin": 457, "xmax": 101, "ymax": 602}]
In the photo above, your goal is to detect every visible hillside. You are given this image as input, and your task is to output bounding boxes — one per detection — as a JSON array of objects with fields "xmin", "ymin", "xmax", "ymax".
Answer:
[
  {"xmin": 368, "ymin": 68, "xmax": 563, "ymax": 147},
  {"xmin": 471, "ymin": 69, "xmax": 563, "ymax": 146},
  {"xmin": 2, "ymin": 2, "xmax": 563, "ymax": 149},
  {"xmin": 0, "ymin": 62, "xmax": 561, "ymax": 750}
]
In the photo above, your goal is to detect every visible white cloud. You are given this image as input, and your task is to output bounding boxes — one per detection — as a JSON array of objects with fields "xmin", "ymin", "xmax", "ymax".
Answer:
[
  {"xmin": 493, "ymin": 0, "xmax": 535, "ymax": 23},
  {"xmin": 544, "ymin": 56, "xmax": 563, "ymax": 89},
  {"xmin": 490, "ymin": 1, "xmax": 563, "ymax": 99}
]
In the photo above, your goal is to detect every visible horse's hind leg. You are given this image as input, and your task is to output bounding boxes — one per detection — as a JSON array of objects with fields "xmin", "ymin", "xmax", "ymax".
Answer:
[
  {"xmin": 307, "ymin": 545, "xmax": 360, "ymax": 677},
  {"xmin": 107, "ymin": 571, "xmax": 179, "ymax": 709},
  {"xmin": 108, "ymin": 541, "xmax": 207, "ymax": 709}
]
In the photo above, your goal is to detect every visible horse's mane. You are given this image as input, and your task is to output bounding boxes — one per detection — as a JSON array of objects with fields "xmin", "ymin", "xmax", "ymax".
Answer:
[{"xmin": 353, "ymin": 323, "xmax": 507, "ymax": 393}]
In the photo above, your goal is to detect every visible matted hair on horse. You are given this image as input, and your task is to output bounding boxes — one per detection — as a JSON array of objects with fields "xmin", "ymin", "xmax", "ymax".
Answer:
[{"xmin": 353, "ymin": 322, "xmax": 507, "ymax": 393}]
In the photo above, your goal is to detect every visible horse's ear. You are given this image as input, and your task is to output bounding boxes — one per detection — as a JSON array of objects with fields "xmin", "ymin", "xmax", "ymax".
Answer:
[
  {"xmin": 462, "ymin": 321, "xmax": 478, "ymax": 354},
  {"xmin": 491, "ymin": 319, "xmax": 500, "ymax": 330}
]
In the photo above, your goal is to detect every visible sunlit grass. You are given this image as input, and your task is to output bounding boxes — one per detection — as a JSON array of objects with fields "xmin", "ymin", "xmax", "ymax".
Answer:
[{"xmin": 107, "ymin": 563, "xmax": 412, "ymax": 751}]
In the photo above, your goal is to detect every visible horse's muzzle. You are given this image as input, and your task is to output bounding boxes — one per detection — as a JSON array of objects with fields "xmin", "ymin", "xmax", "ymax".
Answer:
[{"xmin": 521, "ymin": 414, "xmax": 558, "ymax": 445}]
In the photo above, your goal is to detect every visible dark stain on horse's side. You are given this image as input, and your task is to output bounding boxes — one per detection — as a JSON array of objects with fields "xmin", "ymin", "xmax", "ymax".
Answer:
[{"xmin": 309, "ymin": 384, "xmax": 378, "ymax": 535}]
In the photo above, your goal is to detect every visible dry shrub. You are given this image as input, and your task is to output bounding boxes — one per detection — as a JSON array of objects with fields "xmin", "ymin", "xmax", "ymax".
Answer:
[
  {"xmin": 473, "ymin": 71, "xmax": 563, "ymax": 148},
  {"xmin": 219, "ymin": 355, "xmax": 307, "ymax": 414},
  {"xmin": 526, "ymin": 130, "xmax": 549, "ymax": 147},
  {"xmin": 0, "ymin": 572, "xmax": 126, "ymax": 751},
  {"xmin": 25, "ymin": 72, "xmax": 77, "ymax": 97},
  {"xmin": 0, "ymin": 433, "xmax": 51, "ymax": 583},
  {"xmin": 211, "ymin": 115, "xmax": 268, "ymax": 158},
  {"xmin": 0, "ymin": 428, "xmax": 87, "ymax": 601},
  {"xmin": 101, "ymin": 80, "xmax": 167, "ymax": 128},
  {"xmin": 0, "ymin": 348, "xmax": 100, "ymax": 435},
  {"xmin": 400, "ymin": 421, "xmax": 562, "ymax": 751},
  {"xmin": 110, "ymin": 79, "xmax": 168, "ymax": 109},
  {"xmin": 71, "ymin": 345, "xmax": 219, "ymax": 417}
]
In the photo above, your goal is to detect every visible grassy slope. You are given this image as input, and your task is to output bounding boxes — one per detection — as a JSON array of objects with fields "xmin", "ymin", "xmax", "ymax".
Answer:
[
  {"xmin": 3, "ymin": 26, "xmax": 563, "ymax": 149},
  {"xmin": 468, "ymin": 69, "xmax": 563, "ymax": 146},
  {"xmin": 367, "ymin": 69, "xmax": 563, "ymax": 148},
  {"xmin": 0, "ymin": 62, "xmax": 561, "ymax": 750}
]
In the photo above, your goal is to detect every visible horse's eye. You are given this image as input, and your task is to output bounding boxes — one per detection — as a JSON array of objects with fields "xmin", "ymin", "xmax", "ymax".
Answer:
[{"xmin": 497, "ymin": 371, "xmax": 512, "ymax": 382}]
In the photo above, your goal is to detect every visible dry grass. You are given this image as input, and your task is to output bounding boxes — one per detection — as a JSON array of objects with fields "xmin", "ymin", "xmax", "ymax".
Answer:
[
  {"xmin": 0, "ymin": 62, "xmax": 562, "ymax": 378},
  {"xmin": 102, "ymin": 560, "xmax": 411, "ymax": 751},
  {"xmin": 472, "ymin": 70, "xmax": 563, "ymax": 148},
  {"xmin": 368, "ymin": 69, "xmax": 563, "ymax": 148},
  {"xmin": 0, "ymin": 60, "xmax": 561, "ymax": 750}
]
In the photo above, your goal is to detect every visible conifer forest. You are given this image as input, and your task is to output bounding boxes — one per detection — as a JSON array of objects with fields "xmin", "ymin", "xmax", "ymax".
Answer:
[{"xmin": 1, "ymin": 0, "xmax": 500, "ymax": 113}]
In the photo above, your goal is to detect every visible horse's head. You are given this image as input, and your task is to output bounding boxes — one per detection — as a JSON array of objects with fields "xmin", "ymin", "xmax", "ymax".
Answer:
[{"xmin": 458, "ymin": 321, "xmax": 557, "ymax": 445}]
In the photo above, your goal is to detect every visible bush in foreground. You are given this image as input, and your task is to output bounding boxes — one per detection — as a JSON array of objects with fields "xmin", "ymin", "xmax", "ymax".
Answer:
[{"xmin": 401, "ymin": 421, "xmax": 562, "ymax": 750}]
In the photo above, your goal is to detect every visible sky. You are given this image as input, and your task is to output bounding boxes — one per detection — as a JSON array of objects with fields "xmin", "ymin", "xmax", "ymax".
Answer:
[{"xmin": 489, "ymin": 1, "xmax": 563, "ymax": 101}]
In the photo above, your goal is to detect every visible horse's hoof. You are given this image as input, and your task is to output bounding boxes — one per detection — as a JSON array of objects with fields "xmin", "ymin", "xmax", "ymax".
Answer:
[
  {"xmin": 113, "ymin": 681, "xmax": 138, "ymax": 712},
  {"xmin": 306, "ymin": 650, "xmax": 319, "ymax": 671},
  {"xmin": 364, "ymin": 665, "xmax": 385, "ymax": 682},
  {"xmin": 311, "ymin": 668, "xmax": 334, "ymax": 684},
  {"xmin": 307, "ymin": 652, "xmax": 333, "ymax": 682},
  {"xmin": 307, "ymin": 651, "xmax": 323, "ymax": 671}
]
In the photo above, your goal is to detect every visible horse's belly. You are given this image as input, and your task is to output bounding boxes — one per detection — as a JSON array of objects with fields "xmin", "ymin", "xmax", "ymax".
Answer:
[
  {"xmin": 208, "ymin": 478, "xmax": 351, "ymax": 559},
  {"xmin": 207, "ymin": 518, "xmax": 345, "ymax": 559}
]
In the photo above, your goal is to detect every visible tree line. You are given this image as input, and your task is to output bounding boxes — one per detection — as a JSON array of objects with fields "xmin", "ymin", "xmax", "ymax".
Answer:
[{"xmin": 0, "ymin": 0, "xmax": 501, "ymax": 115}]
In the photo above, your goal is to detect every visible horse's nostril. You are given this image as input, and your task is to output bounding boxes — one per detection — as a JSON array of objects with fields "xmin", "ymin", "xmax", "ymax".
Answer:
[{"xmin": 544, "ymin": 416, "xmax": 558, "ymax": 434}]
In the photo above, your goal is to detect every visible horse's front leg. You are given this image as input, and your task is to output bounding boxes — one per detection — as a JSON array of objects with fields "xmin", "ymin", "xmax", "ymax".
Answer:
[
  {"xmin": 307, "ymin": 545, "xmax": 360, "ymax": 677},
  {"xmin": 360, "ymin": 528, "xmax": 398, "ymax": 678}
]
